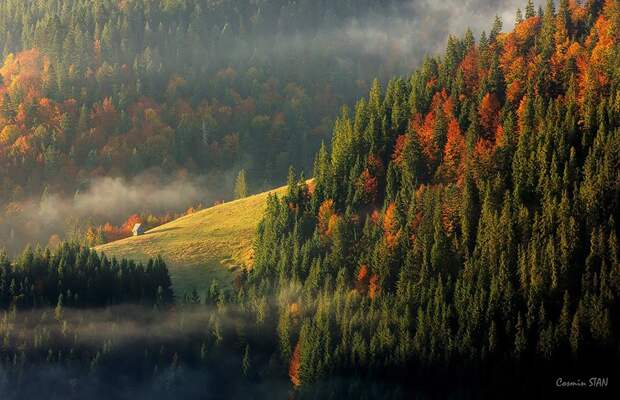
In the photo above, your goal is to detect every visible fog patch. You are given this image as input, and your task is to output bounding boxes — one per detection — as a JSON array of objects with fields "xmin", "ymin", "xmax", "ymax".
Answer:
[{"xmin": 1, "ymin": 172, "xmax": 238, "ymax": 255}]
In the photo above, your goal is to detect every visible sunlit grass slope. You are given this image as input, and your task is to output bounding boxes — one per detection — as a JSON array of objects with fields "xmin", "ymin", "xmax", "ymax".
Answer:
[{"xmin": 95, "ymin": 185, "xmax": 287, "ymax": 297}]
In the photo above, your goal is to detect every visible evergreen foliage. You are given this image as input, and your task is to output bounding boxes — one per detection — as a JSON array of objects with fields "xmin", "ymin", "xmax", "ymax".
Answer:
[
  {"xmin": 247, "ymin": 0, "xmax": 620, "ymax": 393},
  {"xmin": 235, "ymin": 169, "xmax": 248, "ymax": 199},
  {"xmin": 0, "ymin": 242, "xmax": 173, "ymax": 308}
]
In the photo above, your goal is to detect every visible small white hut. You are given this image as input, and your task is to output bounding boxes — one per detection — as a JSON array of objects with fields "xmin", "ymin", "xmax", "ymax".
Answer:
[{"xmin": 132, "ymin": 223, "xmax": 145, "ymax": 236}]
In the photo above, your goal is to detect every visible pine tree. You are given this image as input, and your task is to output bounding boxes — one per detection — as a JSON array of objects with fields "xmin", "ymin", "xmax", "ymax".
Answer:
[
  {"xmin": 234, "ymin": 169, "xmax": 248, "ymax": 199},
  {"xmin": 514, "ymin": 313, "xmax": 527, "ymax": 358},
  {"xmin": 490, "ymin": 16, "xmax": 503, "ymax": 43},
  {"xmin": 516, "ymin": 8, "xmax": 524, "ymax": 24},
  {"xmin": 278, "ymin": 310, "xmax": 292, "ymax": 362},
  {"xmin": 460, "ymin": 173, "xmax": 478, "ymax": 256},
  {"xmin": 525, "ymin": 0, "xmax": 536, "ymax": 19},
  {"xmin": 569, "ymin": 309, "xmax": 581, "ymax": 356},
  {"xmin": 242, "ymin": 344, "xmax": 250, "ymax": 377},
  {"xmin": 54, "ymin": 294, "xmax": 63, "ymax": 321}
]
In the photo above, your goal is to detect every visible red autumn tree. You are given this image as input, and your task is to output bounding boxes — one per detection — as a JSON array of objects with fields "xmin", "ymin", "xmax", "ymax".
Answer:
[
  {"xmin": 358, "ymin": 169, "xmax": 378, "ymax": 204},
  {"xmin": 121, "ymin": 214, "xmax": 142, "ymax": 235},
  {"xmin": 289, "ymin": 341, "xmax": 301, "ymax": 388},
  {"xmin": 442, "ymin": 119, "xmax": 465, "ymax": 181},
  {"xmin": 515, "ymin": 16, "xmax": 541, "ymax": 47},
  {"xmin": 102, "ymin": 222, "xmax": 125, "ymax": 242},
  {"xmin": 414, "ymin": 111, "xmax": 437, "ymax": 162},
  {"xmin": 356, "ymin": 264, "xmax": 369, "ymax": 295},
  {"xmin": 459, "ymin": 47, "xmax": 479, "ymax": 96},
  {"xmin": 479, "ymin": 93, "xmax": 500, "ymax": 137}
]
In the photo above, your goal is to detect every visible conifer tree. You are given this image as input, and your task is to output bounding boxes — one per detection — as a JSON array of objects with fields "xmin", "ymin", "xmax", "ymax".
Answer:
[{"xmin": 234, "ymin": 169, "xmax": 248, "ymax": 199}]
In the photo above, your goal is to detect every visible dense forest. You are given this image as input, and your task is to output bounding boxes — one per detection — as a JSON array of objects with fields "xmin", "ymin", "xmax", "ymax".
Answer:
[
  {"xmin": 249, "ymin": 0, "xmax": 619, "ymax": 395},
  {"xmin": 0, "ymin": 0, "xmax": 618, "ymax": 398},
  {"xmin": 0, "ymin": 0, "xmax": 403, "ymax": 191},
  {"xmin": 0, "ymin": 0, "xmax": 419, "ymax": 254},
  {"xmin": 0, "ymin": 243, "xmax": 173, "ymax": 308}
]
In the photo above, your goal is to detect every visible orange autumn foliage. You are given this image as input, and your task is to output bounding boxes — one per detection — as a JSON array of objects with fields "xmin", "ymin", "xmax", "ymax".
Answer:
[
  {"xmin": 494, "ymin": 124, "xmax": 505, "ymax": 146},
  {"xmin": 356, "ymin": 264, "xmax": 369, "ymax": 295},
  {"xmin": 318, "ymin": 199, "xmax": 335, "ymax": 237},
  {"xmin": 580, "ymin": 13, "xmax": 615, "ymax": 95},
  {"xmin": 459, "ymin": 48, "xmax": 479, "ymax": 96},
  {"xmin": 0, "ymin": 49, "xmax": 45, "ymax": 101},
  {"xmin": 12, "ymin": 135, "xmax": 32, "ymax": 155},
  {"xmin": 36, "ymin": 98, "xmax": 62, "ymax": 128},
  {"xmin": 289, "ymin": 342, "xmax": 301, "ymax": 387},
  {"xmin": 121, "ymin": 214, "xmax": 142, "ymax": 235},
  {"xmin": 517, "ymin": 95, "xmax": 530, "ymax": 134},
  {"xmin": 473, "ymin": 138, "xmax": 495, "ymax": 180},
  {"xmin": 414, "ymin": 111, "xmax": 437, "ymax": 161},
  {"xmin": 479, "ymin": 93, "xmax": 500, "ymax": 136},
  {"xmin": 426, "ymin": 77, "xmax": 438, "ymax": 90},
  {"xmin": 569, "ymin": 0, "xmax": 587, "ymax": 26},
  {"xmin": 383, "ymin": 203, "xmax": 400, "ymax": 249},
  {"xmin": 514, "ymin": 17, "xmax": 541, "ymax": 46},
  {"xmin": 442, "ymin": 95, "xmax": 455, "ymax": 118},
  {"xmin": 326, "ymin": 214, "xmax": 340, "ymax": 238},
  {"xmin": 442, "ymin": 119, "xmax": 465, "ymax": 181},
  {"xmin": 500, "ymin": 32, "xmax": 527, "ymax": 104},
  {"xmin": 369, "ymin": 274, "xmax": 380, "ymax": 300},
  {"xmin": 506, "ymin": 80, "xmax": 523, "ymax": 104},
  {"xmin": 370, "ymin": 209, "xmax": 381, "ymax": 225},
  {"xmin": 357, "ymin": 264, "xmax": 369, "ymax": 282},
  {"xmin": 102, "ymin": 222, "xmax": 127, "ymax": 242},
  {"xmin": 306, "ymin": 180, "xmax": 316, "ymax": 195},
  {"xmin": 392, "ymin": 134, "xmax": 409, "ymax": 167},
  {"xmin": 289, "ymin": 302, "xmax": 300, "ymax": 317},
  {"xmin": 412, "ymin": 90, "xmax": 456, "ymax": 163}
]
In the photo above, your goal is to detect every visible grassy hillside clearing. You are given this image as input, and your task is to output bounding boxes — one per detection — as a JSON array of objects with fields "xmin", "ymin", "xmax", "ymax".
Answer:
[{"xmin": 95, "ymin": 185, "xmax": 287, "ymax": 297}]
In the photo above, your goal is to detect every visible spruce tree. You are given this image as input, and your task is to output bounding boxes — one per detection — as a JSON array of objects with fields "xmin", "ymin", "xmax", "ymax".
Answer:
[{"xmin": 234, "ymin": 169, "xmax": 248, "ymax": 199}]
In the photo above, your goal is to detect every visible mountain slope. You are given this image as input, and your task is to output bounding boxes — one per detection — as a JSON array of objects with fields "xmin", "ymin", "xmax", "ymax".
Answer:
[
  {"xmin": 249, "ymin": 0, "xmax": 620, "ymax": 391},
  {"xmin": 95, "ymin": 185, "xmax": 287, "ymax": 296}
]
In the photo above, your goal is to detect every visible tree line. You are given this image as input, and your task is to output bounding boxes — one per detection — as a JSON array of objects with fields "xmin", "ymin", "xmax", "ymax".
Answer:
[{"xmin": 0, "ymin": 242, "xmax": 173, "ymax": 308}]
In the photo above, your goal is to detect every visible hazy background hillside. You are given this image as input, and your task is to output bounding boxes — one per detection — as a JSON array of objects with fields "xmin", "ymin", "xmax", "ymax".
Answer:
[{"xmin": 0, "ymin": 0, "xmax": 531, "ymax": 254}]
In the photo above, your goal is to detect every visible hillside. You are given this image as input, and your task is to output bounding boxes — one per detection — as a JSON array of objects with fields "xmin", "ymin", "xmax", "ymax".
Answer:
[
  {"xmin": 0, "ymin": 0, "xmax": 411, "ymax": 255},
  {"xmin": 95, "ymin": 185, "xmax": 287, "ymax": 296},
  {"xmin": 250, "ymin": 0, "xmax": 620, "ymax": 391}
]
